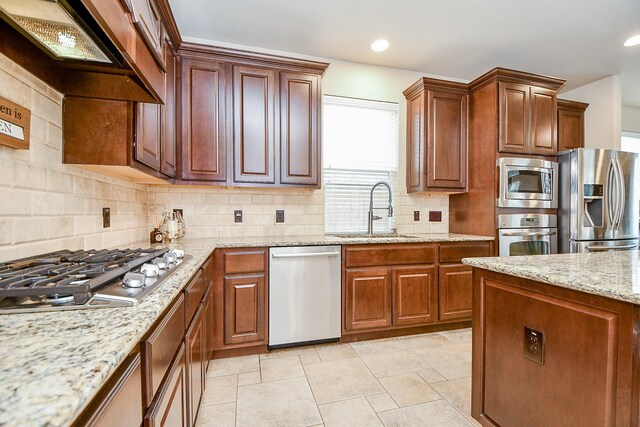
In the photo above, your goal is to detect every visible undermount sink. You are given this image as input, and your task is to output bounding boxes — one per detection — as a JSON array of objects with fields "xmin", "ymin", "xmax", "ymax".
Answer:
[{"xmin": 328, "ymin": 234, "xmax": 419, "ymax": 239}]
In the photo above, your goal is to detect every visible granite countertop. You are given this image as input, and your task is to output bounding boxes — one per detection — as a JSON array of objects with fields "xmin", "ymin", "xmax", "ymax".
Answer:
[
  {"xmin": 463, "ymin": 250, "xmax": 640, "ymax": 305},
  {"xmin": 0, "ymin": 232, "xmax": 492, "ymax": 426}
]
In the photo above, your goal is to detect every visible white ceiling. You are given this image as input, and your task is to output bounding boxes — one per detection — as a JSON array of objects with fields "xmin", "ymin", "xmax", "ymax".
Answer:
[{"xmin": 170, "ymin": 0, "xmax": 640, "ymax": 108}]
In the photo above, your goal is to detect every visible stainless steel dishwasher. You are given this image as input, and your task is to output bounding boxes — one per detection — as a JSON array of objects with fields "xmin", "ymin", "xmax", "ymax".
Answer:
[{"xmin": 269, "ymin": 245, "xmax": 341, "ymax": 348}]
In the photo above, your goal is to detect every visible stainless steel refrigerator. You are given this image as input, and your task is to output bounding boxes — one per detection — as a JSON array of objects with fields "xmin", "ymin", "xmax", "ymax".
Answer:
[{"xmin": 558, "ymin": 148, "xmax": 639, "ymax": 253}]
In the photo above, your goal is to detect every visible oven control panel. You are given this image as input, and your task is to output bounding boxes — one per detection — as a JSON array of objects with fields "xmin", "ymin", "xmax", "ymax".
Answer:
[{"xmin": 520, "ymin": 217, "xmax": 540, "ymax": 227}]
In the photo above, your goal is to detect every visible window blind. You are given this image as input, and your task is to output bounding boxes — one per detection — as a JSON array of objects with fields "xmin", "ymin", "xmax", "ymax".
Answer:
[{"xmin": 323, "ymin": 96, "xmax": 399, "ymax": 234}]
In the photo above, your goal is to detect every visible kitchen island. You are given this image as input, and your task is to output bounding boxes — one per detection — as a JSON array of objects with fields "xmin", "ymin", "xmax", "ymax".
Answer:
[
  {"xmin": 0, "ymin": 233, "xmax": 492, "ymax": 427},
  {"xmin": 464, "ymin": 251, "xmax": 640, "ymax": 427}
]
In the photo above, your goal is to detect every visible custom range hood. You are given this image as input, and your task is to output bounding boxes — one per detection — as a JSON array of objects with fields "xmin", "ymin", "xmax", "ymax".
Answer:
[{"xmin": 0, "ymin": 0, "xmax": 122, "ymax": 66}]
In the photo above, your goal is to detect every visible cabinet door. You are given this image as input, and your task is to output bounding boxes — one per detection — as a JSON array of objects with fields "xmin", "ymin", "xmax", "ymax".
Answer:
[
  {"xmin": 557, "ymin": 100, "xmax": 586, "ymax": 151},
  {"xmin": 529, "ymin": 86, "xmax": 557, "ymax": 155},
  {"xmin": 131, "ymin": 0, "xmax": 164, "ymax": 68},
  {"xmin": 186, "ymin": 305, "xmax": 205, "ymax": 426},
  {"xmin": 438, "ymin": 264, "xmax": 473, "ymax": 321},
  {"xmin": 406, "ymin": 91, "xmax": 425, "ymax": 193},
  {"xmin": 160, "ymin": 39, "xmax": 176, "ymax": 177},
  {"xmin": 498, "ymin": 82, "xmax": 529, "ymax": 154},
  {"xmin": 427, "ymin": 90, "xmax": 467, "ymax": 190},
  {"xmin": 223, "ymin": 274, "xmax": 266, "ymax": 345},
  {"xmin": 204, "ymin": 285, "xmax": 214, "ymax": 366},
  {"xmin": 144, "ymin": 345, "xmax": 188, "ymax": 427},
  {"xmin": 181, "ymin": 58, "xmax": 227, "ymax": 181},
  {"xmin": 279, "ymin": 72, "xmax": 320, "ymax": 186},
  {"xmin": 135, "ymin": 102, "xmax": 162, "ymax": 170},
  {"xmin": 392, "ymin": 265, "xmax": 437, "ymax": 326},
  {"xmin": 232, "ymin": 65, "xmax": 277, "ymax": 184},
  {"xmin": 344, "ymin": 268, "xmax": 392, "ymax": 331}
]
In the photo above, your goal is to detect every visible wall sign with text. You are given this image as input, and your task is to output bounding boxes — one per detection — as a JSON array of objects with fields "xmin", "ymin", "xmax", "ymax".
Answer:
[{"xmin": 0, "ymin": 96, "xmax": 30, "ymax": 150}]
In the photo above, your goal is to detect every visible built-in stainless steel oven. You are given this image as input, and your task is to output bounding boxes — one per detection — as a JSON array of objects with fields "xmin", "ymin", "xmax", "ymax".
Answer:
[
  {"xmin": 498, "ymin": 157, "xmax": 558, "ymax": 208},
  {"xmin": 498, "ymin": 214, "xmax": 557, "ymax": 256}
]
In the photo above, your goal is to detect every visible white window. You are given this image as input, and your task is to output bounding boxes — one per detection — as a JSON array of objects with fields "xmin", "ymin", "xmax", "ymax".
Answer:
[
  {"xmin": 323, "ymin": 96, "xmax": 399, "ymax": 234},
  {"xmin": 621, "ymin": 131, "xmax": 640, "ymax": 154}
]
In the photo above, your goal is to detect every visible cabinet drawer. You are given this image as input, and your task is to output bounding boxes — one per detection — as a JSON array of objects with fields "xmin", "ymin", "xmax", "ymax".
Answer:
[
  {"xmin": 439, "ymin": 242, "xmax": 491, "ymax": 263},
  {"xmin": 223, "ymin": 249, "xmax": 266, "ymax": 274},
  {"xmin": 142, "ymin": 294, "xmax": 185, "ymax": 406},
  {"xmin": 344, "ymin": 244, "xmax": 436, "ymax": 268},
  {"xmin": 144, "ymin": 344, "xmax": 188, "ymax": 427},
  {"xmin": 185, "ymin": 269, "xmax": 205, "ymax": 327}
]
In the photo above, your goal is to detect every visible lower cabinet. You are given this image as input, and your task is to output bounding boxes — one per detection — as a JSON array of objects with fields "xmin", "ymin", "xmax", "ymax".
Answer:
[
  {"xmin": 393, "ymin": 266, "xmax": 437, "ymax": 326},
  {"xmin": 144, "ymin": 345, "xmax": 189, "ymax": 427},
  {"xmin": 438, "ymin": 264, "xmax": 473, "ymax": 321},
  {"xmin": 223, "ymin": 274, "xmax": 266, "ymax": 345},
  {"xmin": 344, "ymin": 267, "xmax": 392, "ymax": 331},
  {"xmin": 186, "ymin": 305, "xmax": 205, "ymax": 426}
]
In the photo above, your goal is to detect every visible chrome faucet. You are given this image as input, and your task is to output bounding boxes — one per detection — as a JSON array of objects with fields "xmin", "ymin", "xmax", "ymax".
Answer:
[{"xmin": 368, "ymin": 181, "xmax": 394, "ymax": 235}]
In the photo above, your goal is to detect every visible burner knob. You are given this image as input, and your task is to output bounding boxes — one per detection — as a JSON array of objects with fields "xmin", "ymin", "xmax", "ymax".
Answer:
[
  {"xmin": 152, "ymin": 258, "xmax": 169, "ymax": 269},
  {"xmin": 163, "ymin": 252, "xmax": 178, "ymax": 264},
  {"xmin": 123, "ymin": 272, "xmax": 146, "ymax": 288},
  {"xmin": 170, "ymin": 248, "xmax": 185, "ymax": 259},
  {"xmin": 140, "ymin": 263, "xmax": 160, "ymax": 277}
]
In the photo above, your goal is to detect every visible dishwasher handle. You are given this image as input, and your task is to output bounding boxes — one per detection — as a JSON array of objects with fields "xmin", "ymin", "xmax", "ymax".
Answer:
[{"xmin": 271, "ymin": 251, "xmax": 341, "ymax": 259}]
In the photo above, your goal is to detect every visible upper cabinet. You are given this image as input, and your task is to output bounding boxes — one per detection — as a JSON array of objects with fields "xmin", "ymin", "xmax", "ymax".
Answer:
[
  {"xmin": 557, "ymin": 99, "xmax": 589, "ymax": 151},
  {"xmin": 131, "ymin": 0, "xmax": 166, "ymax": 69},
  {"xmin": 404, "ymin": 78, "xmax": 468, "ymax": 193},
  {"xmin": 177, "ymin": 44, "xmax": 328, "ymax": 188}
]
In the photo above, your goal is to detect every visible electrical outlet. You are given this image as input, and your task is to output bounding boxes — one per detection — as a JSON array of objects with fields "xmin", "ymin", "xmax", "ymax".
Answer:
[
  {"xmin": 234, "ymin": 210, "xmax": 243, "ymax": 223},
  {"xmin": 276, "ymin": 210, "xmax": 285, "ymax": 223},
  {"xmin": 414, "ymin": 211, "xmax": 420, "ymax": 221},
  {"xmin": 173, "ymin": 208, "xmax": 183, "ymax": 219},
  {"xmin": 524, "ymin": 326, "xmax": 544, "ymax": 364},
  {"xmin": 102, "ymin": 207, "xmax": 110, "ymax": 228},
  {"xmin": 429, "ymin": 211, "xmax": 442, "ymax": 222}
]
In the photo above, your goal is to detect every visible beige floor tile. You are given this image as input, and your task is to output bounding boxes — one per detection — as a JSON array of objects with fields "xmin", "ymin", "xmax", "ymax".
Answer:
[
  {"xmin": 238, "ymin": 370, "xmax": 261, "ymax": 386},
  {"xmin": 304, "ymin": 358, "xmax": 384, "ymax": 404},
  {"xmin": 378, "ymin": 373, "xmax": 441, "ymax": 407},
  {"xmin": 196, "ymin": 402, "xmax": 236, "ymax": 427},
  {"xmin": 353, "ymin": 340, "xmax": 430, "ymax": 378},
  {"xmin": 319, "ymin": 397, "xmax": 383, "ymax": 427},
  {"xmin": 201, "ymin": 375, "xmax": 237, "ymax": 406},
  {"xmin": 236, "ymin": 377, "xmax": 322, "ymax": 427},
  {"xmin": 377, "ymin": 399, "xmax": 470, "ymax": 427},
  {"xmin": 208, "ymin": 355, "xmax": 260, "ymax": 377},
  {"xmin": 260, "ymin": 345, "xmax": 317, "ymax": 359},
  {"xmin": 260, "ymin": 355, "xmax": 305, "ymax": 382},
  {"xmin": 300, "ymin": 351, "xmax": 322, "ymax": 365},
  {"xmin": 366, "ymin": 393, "xmax": 398, "ymax": 412},
  {"xmin": 420, "ymin": 353, "xmax": 471, "ymax": 380},
  {"xmin": 416, "ymin": 366, "xmax": 447, "ymax": 384},
  {"xmin": 439, "ymin": 328, "xmax": 472, "ymax": 343},
  {"xmin": 316, "ymin": 344, "xmax": 358, "ymax": 362},
  {"xmin": 458, "ymin": 351, "xmax": 472, "ymax": 364},
  {"xmin": 432, "ymin": 377, "xmax": 477, "ymax": 424}
]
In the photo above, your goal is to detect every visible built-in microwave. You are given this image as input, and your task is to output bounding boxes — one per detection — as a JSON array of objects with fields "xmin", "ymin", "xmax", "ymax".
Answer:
[{"xmin": 497, "ymin": 157, "xmax": 558, "ymax": 208}]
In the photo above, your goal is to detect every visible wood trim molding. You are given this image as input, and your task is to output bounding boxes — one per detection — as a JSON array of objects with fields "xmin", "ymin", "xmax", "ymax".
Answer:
[
  {"xmin": 557, "ymin": 98, "xmax": 589, "ymax": 111},
  {"xmin": 156, "ymin": 0, "xmax": 182, "ymax": 49},
  {"xmin": 403, "ymin": 77, "xmax": 469, "ymax": 99},
  {"xmin": 178, "ymin": 42, "xmax": 330, "ymax": 75},
  {"xmin": 469, "ymin": 67, "xmax": 566, "ymax": 92}
]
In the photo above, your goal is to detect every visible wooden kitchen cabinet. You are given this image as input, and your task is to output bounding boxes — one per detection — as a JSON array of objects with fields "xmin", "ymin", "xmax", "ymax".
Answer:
[
  {"xmin": 404, "ymin": 78, "xmax": 468, "ymax": 193},
  {"xmin": 135, "ymin": 102, "xmax": 162, "ymax": 170},
  {"xmin": 212, "ymin": 248, "xmax": 269, "ymax": 357},
  {"xmin": 232, "ymin": 65, "xmax": 277, "ymax": 184},
  {"xmin": 498, "ymin": 81, "xmax": 558, "ymax": 155},
  {"xmin": 344, "ymin": 267, "xmax": 392, "ymax": 331},
  {"xmin": 160, "ymin": 38, "xmax": 177, "ymax": 177},
  {"xmin": 280, "ymin": 72, "xmax": 321, "ymax": 186},
  {"xmin": 131, "ymin": 0, "xmax": 165, "ymax": 68},
  {"xmin": 557, "ymin": 98, "xmax": 588, "ymax": 151},
  {"xmin": 186, "ymin": 305, "xmax": 205, "ymax": 426},
  {"xmin": 144, "ymin": 344, "xmax": 189, "ymax": 427},
  {"xmin": 180, "ymin": 58, "xmax": 228, "ymax": 181},
  {"xmin": 392, "ymin": 266, "xmax": 437, "ymax": 326}
]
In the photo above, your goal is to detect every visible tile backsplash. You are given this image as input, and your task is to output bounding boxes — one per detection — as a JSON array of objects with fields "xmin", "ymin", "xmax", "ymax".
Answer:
[{"xmin": 0, "ymin": 53, "xmax": 148, "ymax": 262}]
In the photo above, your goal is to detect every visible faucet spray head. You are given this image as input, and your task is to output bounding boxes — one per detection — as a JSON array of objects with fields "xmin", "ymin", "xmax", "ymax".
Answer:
[{"xmin": 388, "ymin": 205, "xmax": 393, "ymax": 217}]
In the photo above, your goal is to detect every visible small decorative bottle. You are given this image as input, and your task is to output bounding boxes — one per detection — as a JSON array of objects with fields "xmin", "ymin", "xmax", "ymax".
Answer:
[{"xmin": 150, "ymin": 227, "xmax": 164, "ymax": 244}]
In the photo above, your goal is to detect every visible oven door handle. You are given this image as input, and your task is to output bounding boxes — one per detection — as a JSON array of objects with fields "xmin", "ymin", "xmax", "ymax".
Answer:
[
  {"xmin": 501, "ymin": 231, "xmax": 557, "ymax": 237},
  {"xmin": 585, "ymin": 243, "xmax": 638, "ymax": 251}
]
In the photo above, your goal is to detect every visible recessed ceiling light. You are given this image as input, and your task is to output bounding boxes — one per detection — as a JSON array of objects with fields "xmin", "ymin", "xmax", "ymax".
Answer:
[
  {"xmin": 624, "ymin": 34, "xmax": 640, "ymax": 47},
  {"xmin": 370, "ymin": 39, "xmax": 389, "ymax": 52}
]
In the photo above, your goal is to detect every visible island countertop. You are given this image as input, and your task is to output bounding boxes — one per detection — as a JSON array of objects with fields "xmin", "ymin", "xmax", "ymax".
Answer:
[
  {"xmin": 463, "ymin": 250, "xmax": 640, "ymax": 305},
  {"xmin": 0, "ymin": 233, "xmax": 492, "ymax": 427}
]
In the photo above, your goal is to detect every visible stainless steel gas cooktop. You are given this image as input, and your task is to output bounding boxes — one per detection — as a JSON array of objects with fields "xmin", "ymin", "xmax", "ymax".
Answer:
[{"xmin": 0, "ymin": 247, "xmax": 191, "ymax": 314}]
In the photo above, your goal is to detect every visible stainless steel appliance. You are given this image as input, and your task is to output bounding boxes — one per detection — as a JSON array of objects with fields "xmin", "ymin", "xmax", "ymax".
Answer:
[
  {"xmin": 498, "ymin": 214, "xmax": 558, "ymax": 256},
  {"xmin": 0, "ymin": 247, "xmax": 190, "ymax": 313},
  {"xmin": 498, "ymin": 157, "xmax": 558, "ymax": 208},
  {"xmin": 559, "ymin": 148, "xmax": 639, "ymax": 253},
  {"xmin": 269, "ymin": 246, "xmax": 341, "ymax": 348}
]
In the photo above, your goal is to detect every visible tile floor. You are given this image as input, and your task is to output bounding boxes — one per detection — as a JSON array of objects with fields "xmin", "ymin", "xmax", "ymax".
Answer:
[{"xmin": 197, "ymin": 328, "xmax": 479, "ymax": 427}]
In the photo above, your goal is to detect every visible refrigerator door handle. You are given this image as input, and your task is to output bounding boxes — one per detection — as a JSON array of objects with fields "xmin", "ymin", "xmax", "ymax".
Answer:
[
  {"xmin": 606, "ymin": 159, "xmax": 616, "ymax": 228},
  {"xmin": 585, "ymin": 243, "xmax": 638, "ymax": 251},
  {"xmin": 615, "ymin": 159, "xmax": 625, "ymax": 230}
]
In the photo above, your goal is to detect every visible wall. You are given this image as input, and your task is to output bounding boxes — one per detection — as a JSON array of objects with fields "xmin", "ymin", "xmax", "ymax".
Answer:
[
  {"xmin": 561, "ymin": 75, "xmax": 622, "ymax": 149},
  {"xmin": 622, "ymin": 106, "xmax": 640, "ymax": 133},
  {"xmin": 148, "ymin": 39, "xmax": 452, "ymax": 237},
  {"xmin": 0, "ymin": 53, "xmax": 148, "ymax": 262}
]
